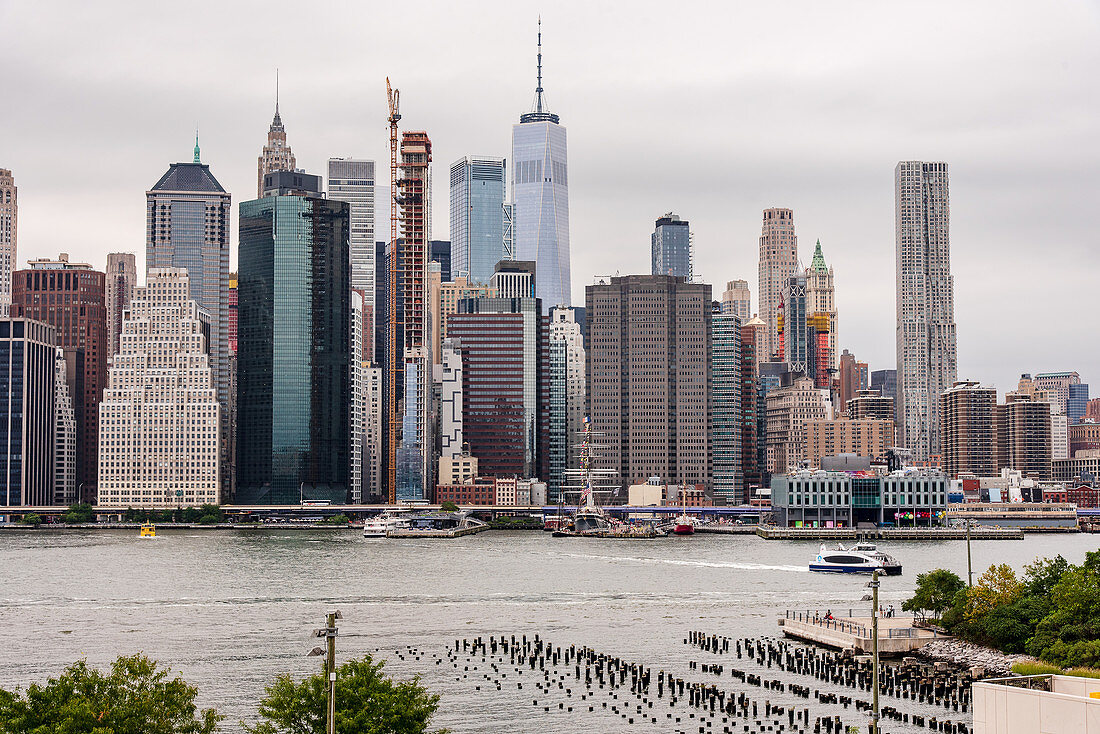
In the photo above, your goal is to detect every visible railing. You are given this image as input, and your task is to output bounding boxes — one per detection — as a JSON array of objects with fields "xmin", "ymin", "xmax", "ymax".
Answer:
[
  {"xmin": 979, "ymin": 675, "xmax": 1053, "ymax": 692},
  {"xmin": 785, "ymin": 610, "xmax": 867, "ymax": 637}
]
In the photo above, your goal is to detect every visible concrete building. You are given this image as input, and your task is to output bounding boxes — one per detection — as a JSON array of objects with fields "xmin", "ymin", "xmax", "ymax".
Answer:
[
  {"xmin": 996, "ymin": 393, "xmax": 1051, "ymax": 480},
  {"xmin": 651, "ymin": 213, "xmax": 692, "ymax": 279},
  {"xmin": 586, "ymin": 275, "xmax": 711, "ymax": 490},
  {"xmin": 450, "ymin": 156, "xmax": 508, "ymax": 285},
  {"xmin": 327, "ymin": 158, "xmax": 375, "ymax": 356},
  {"xmin": 896, "ymin": 161, "xmax": 957, "ymax": 461},
  {"xmin": 940, "ymin": 380, "xmax": 997, "ymax": 479},
  {"xmin": 257, "ymin": 98, "xmax": 295, "ymax": 196},
  {"xmin": 837, "ymin": 349, "xmax": 869, "ymax": 414},
  {"xmin": 758, "ymin": 207, "xmax": 798, "ymax": 361},
  {"xmin": 97, "ymin": 269, "xmax": 220, "ymax": 508},
  {"xmin": 805, "ymin": 239, "xmax": 837, "ymax": 373},
  {"xmin": 11, "ymin": 255, "xmax": 107, "ymax": 501},
  {"xmin": 512, "ymin": 25, "xmax": 570, "ymax": 311},
  {"xmin": 765, "ymin": 374, "xmax": 828, "ymax": 474},
  {"xmin": 712, "ymin": 312, "xmax": 742, "ymax": 504},
  {"xmin": 364, "ymin": 366, "xmax": 382, "ymax": 502},
  {"xmin": 52, "ymin": 348, "xmax": 76, "ymax": 506},
  {"xmin": 743, "ymin": 313, "xmax": 767, "ymax": 369},
  {"xmin": 0, "ymin": 318, "xmax": 56, "ymax": 506},
  {"xmin": 1069, "ymin": 422, "xmax": 1100, "ymax": 456},
  {"xmin": 847, "ymin": 389, "xmax": 895, "ymax": 423},
  {"xmin": 548, "ymin": 306, "xmax": 585, "ymax": 502},
  {"xmin": 805, "ymin": 419, "xmax": 893, "ymax": 468},
  {"xmin": 237, "ymin": 175, "xmax": 351, "ymax": 504},
  {"xmin": 435, "ymin": 338, "xmax": 463, "ymax": 457},
  {"xmin": 350, "ymin": 290, "xmax": 364, "ymax": 503},
  {"xmin": 491, "ymin": 260, "xmax": 536, "ymax": 299},
  {"xmin": 1053, "ymin": 449, "xmax": 1100, "ymax": 485},
  {"xmin": 721, "ymin": 279, "xmax": 751, "ymax": 319},
  {"xmin": 1033, "ymin": 371, "xmax": 1081, "ymax": 416},
  {"xmin": 105, "ymin": 253, "xmax": 137, "ymax": 361},
  {"xmin": 771, "ymin": 469, "xmax": 948, "ymax": 528},
  {"xmin": 427, "ymin": 273, "xmax": 495, "ymax": 365},
  {"xmin": 1086, "ymin": 398, "xmax": 1100, "ymax": 423},
  {"xmin": 0, "ymin": 169, "xmax": 15, "ymax": 316},
  {"xmin": 438, "ymin": 454, "xmax": 478, "ymax": 485}
]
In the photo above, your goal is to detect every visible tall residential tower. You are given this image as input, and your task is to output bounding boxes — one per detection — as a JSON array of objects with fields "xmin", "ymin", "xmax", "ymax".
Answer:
[{"xmin": 0, "ymin": 169, "xmax": 15, "ymax": 315}]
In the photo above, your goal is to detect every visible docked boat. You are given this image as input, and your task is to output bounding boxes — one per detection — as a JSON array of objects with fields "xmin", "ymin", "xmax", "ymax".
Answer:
[
  {"xmin": 809, "ymin": 542, "xmax": 902, "ymax": 575},
  {"xmin": 362, "ymin": 512, "xmax": 410, "ymax": 538},
  {"xmin": 672, "ymin": 514, "xmax": 696, "ymax": 536},
  {"xmin": 139, "ymin": 523, "xmax": 156, "ymax": 538}
]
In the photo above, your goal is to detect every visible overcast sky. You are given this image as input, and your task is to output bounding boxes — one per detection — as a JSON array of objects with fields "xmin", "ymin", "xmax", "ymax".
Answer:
[{"xmin": 2, "ymin": 0, "xmax": 1097, "ymax": 395}]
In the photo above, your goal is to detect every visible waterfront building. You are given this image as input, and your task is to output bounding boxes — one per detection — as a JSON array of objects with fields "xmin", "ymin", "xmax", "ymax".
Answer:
[
  {"xmin": 52, "ymin": 348, "xmax": 76, "ymax": 506},
  {"xmin": 870, "ymin": 369, "xmax": 897, "ymax": 402},
  {"xmin": 97, "ymin": 269, "xmax": 220, "ymax": 508},
  {"xmin": 771, "ymin": 469, "xmax": 947, "ymax": 527},
  {"xmin": 257, "ymin": 97, "xmax": 295, "ymax": 196},
  {"xmin": 587, "ymin": 275, "xmax": 711, "ymax": 490},
  {"xmin": 350, "ymin": 290, "xmax": 364, "ymax": 503},
  {"xmin": 450, "ymin": 156, "xmax": 507, "ymax": 285},
  {"xmin": 435, "ymin": 338, "xmax": 463, "ymax": 457},
  {"xmin": 740, "ymin": 321, "xmax": 760, "ymax": 502},
  {"xmin": 11, "ymin": 255, "xmax": 107, "ymax": 500},
  {"xmin": 491, "ymin": 260, "xmax": 536, "ymax": 299},
  {"xmin": 805, "ymin": 419, "xmax": 893, "ymax": 468},
  {"xmin": 0, "ymin": 318, "xmax": 56, "ymax": 506},
  {"xmin": 651, "ymin": 213, "xmax": 692, "ymax": 279},
  {"xmin": 0, "ymin": 170, "xmax": 15, "ymax": 316},
  {"xmin": 512, "ymin": 24, "xmax": 570, "ymax": 311},
  {"xmin": 995, "ymin": 393, "xmax": 1051, "ymax": 480},
  {"xmin": 758, "ymin": 207, "xmax": 798, "ymax": 361},
  {"xmin": 805, "ymin": 240, "xmax": 837, "ymax": 372},
  {"xmin": 427, "ymin": 273, "xmax": 495, "ymax": 365},
  {"xmin": 895, "ymin": 161, "xmax": 957, "ymax": 462},
  {"xmin": 721, "ymin": 279, "xmax": 751, "ymax": 319},
  {"xmin": 105, "ymin": 253, "xmax": 137, "ymax": 361},
  {"xmin": 940, "ymin": 380, "xmax": 996, "ymax": 479},
  {"xmin": 765, "ymin": 373, "xmax": 828, "ymax": 474},
  {"xmin": 837, "ymin": 349, "xmax": 869, "ymax": 414},
  {"xmin": 327, "ymin": 158, "xmax": 375, "ymax": 353},
  {"xmin": 1053, "ymin": 449, "xmax": 1100, "ymax": 485},
  {"xmin": 438, "ymin": 454, "xmax": 478, "ymax": 485},
  {"xmin": 712, "ymin": 312, "xmax": 742, "ymax": 504},
  {"xmin": 237, "ymin": 174, "xmax": 351, "ymax": 504},
  {"xmin": 448, "ymin": 296, "xmax": 547, "ymax": 481},
  {"xmin": 548, "ymin": 306, "xmax": 585, "ymax": 502}
]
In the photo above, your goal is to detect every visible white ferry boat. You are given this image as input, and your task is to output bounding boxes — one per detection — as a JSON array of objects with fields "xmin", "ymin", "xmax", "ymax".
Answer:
[
  {"xmin": 809, "ymin": 542, "xmax": 902, "ymax": 575},
  {"xmin": 362, "ymin": 512, "xmax": 410, "ymax": 538}
]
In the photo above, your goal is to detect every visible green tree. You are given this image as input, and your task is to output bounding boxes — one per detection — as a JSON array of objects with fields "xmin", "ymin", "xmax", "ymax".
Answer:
[
  {"xmin": 17, "ymin": 513, "xmax": 43, "ymax": 526},
  {"xmin": 1024, "ymin": 555, "xmax": 1070, "ymax": 598},
  {"xmin": 902, "ymin": 569, "xmax": 965, "ymax": 618},
  {"xmin": 325, "ymin": 514, "xmax": 350, "ymax": 525},
  {"xmin": 0, "ymin": 654, "xmax": 220, "ymax": 733},
  {"xmin": 246, "ymin": 655, "xmax": 445, "ymax": 734},
  {"xmin": 1028, "ymin": 558, "xmax": 1100, "ymax": 665},
  {"xmin": 61, "ymin": 503, "xmax": 95, "ymax": 524},
  {"xmin": 965, "ymin": 563, "xmax": 1024, "ymax": 621},
  {"xmin": 439, "ymin": 501, "xmax": 459, "ymax": 513}
]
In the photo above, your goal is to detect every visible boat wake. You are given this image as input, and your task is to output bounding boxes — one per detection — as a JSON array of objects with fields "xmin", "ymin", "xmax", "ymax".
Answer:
[{"xmin": 550, "ymin": 551, "xmax": 807, "ymax": 573}]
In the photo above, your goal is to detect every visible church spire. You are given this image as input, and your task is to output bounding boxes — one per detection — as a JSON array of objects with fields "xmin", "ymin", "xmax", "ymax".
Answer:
[{"xmin": 193, "ymin": 129, "xmax": 200, "ymax": 164}]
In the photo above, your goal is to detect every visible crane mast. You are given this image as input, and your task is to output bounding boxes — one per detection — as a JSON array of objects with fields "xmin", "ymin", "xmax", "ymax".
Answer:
[{"xmin": 386, "ymin": 78, "xmax": 401, "ymax": 505}]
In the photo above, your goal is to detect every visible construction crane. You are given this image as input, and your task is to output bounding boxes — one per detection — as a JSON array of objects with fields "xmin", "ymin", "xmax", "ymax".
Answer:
[{"xmin": 386, "ymin": 78, "xmax": 401, "ymax": 505}]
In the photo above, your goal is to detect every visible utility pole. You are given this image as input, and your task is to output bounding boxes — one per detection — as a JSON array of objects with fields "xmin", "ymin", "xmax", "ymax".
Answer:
[
  {"xmin": 311, "ymin": 610, "xmax": 341, "ymax": 734},
  {"xmin": 869, "ymin": 569, "xmax": 880, "ymax": 734},
  {"xmin": 966, "ymin": 519, "xmax": 974, "ymax": 586}
]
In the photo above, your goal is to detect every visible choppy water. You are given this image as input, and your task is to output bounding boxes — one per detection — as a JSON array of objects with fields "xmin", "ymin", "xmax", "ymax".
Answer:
[{"xmin": 1, "ymin": 528, "xmax": 1096, "ymax": 732}]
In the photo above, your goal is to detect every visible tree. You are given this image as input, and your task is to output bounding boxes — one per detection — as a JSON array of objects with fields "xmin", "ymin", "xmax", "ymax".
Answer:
[
  {"xmin": 246, "ymin": 655, "xmax": 445, "ymax": 734},
  {"xmin": 902, "ymin": 569, "xmax": 965, "ymax": 618},
  {"xmin": 17, "ymin": 513, "xmax": 42, "ymax": 526},
  {"xmin": 0, "ymin": 654, "xmax": 220, "ymax": 733},
  {"xmin": 439, "ymin": 501, "xmax": 459, "ymax": 513},
  {"xmin": 965, "ymin": 563, "xmax": 1024, "ymax": 621},
  {"xmin": 1023, "ymin": 555, "xmax": 1070, "ymax": 598},
  {"xmin": 61, "ymin": 503, "xmax": 95, "ymax": 524}
]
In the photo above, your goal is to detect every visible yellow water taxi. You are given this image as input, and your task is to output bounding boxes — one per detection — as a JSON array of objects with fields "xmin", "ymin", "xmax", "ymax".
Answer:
[{"xmin": 140, "ymin": 523, "xmax": 156, "ymax": 538}]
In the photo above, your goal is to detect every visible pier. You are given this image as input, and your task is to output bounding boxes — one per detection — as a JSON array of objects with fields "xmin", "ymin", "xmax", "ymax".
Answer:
[
  {"xmin": 779, "ymin": 609, "xmax": 948, "ymax": 654},
  {"xmin": 756, "ymin": 526, "xmax": 1024, "ymax": 540}
]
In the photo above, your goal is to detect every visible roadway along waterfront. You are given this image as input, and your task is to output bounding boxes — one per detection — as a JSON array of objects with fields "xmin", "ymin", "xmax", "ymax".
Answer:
[{"xmin": 2, "ymin": 530, "xmax": 1097, "ymax": 732}]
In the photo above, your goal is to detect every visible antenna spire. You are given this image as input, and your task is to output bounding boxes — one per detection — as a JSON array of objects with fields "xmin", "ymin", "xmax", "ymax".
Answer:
[
  {"xmin": 535, "ymin": 17, "xmax": 544, "ymax": 113},
  {"xmin": 193, "ymin": 128, "xmax": 200, "ymax": 164},
  {"xmin": 276, "ymin": 68, "xmax": 280, "ymax": 114}
]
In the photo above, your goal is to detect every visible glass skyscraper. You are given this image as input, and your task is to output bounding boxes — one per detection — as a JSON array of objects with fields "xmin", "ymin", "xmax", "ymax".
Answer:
[
  {"xmin": 450, "ymin": 157, "xmax": 506, "ymax": 285},
  {"xmin": 651, "ymin": 213, "xmax": 692, "ymax": 279},
  {"xmin": 236, "ymin": 187, "xmax": 351, "ymax": 504},
  {"xmin": 327, "ymin": 158, "xmax": 375, "ymax": 299},
  {"xmin": 711, "ymin": 312, "xmax": 742, "ymax": 504}
]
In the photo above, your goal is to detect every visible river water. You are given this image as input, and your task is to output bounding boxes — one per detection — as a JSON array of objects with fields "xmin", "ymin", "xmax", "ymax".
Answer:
[{"xmin": 1, "ymin": 529, "xmax": 1097, "ymax": 732}]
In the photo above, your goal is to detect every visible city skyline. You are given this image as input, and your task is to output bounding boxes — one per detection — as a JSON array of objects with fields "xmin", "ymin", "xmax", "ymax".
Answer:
[{"xmin": 2, "ymin": 1, "xmax": 1097, "ymax": 395}]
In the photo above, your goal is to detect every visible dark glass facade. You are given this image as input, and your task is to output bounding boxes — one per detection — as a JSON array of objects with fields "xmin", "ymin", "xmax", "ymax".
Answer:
[
  {"xmin": 236, "ymin": 195, "xmax": 351, "ymax": 504},
  {"xmin": 0, "ymin": 318, "xmax": 56, "ymax": 506}
]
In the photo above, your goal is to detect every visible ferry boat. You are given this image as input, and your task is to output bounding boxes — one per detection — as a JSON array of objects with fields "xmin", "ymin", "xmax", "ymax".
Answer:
[
  {"xmin": 809, "ymin": 542, "xmax": 902, "ymax": 575},
  {"xmin": 139, "ymin": 523, "xmax": 156, "ymax": 538},
  {"xmin": 362, "ymin": 512, "xmax": 410, "ymax": 538},
  {"xmin": 672, "ymin": 514, "xmax": 696, "ymax": 536}
]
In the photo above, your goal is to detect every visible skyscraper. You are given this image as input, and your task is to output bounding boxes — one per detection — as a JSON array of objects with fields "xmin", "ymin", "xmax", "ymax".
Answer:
[
  {"xmin": 586, "ymin": 275, "xmax": 711, "ymax": 491},
  {"xmin": 765, "ymin": 374, "xmax": 828, "ymax": 474},
  {"xmin": 722, "ymin": 279, "xmax": 751, "ymax": 319},
  {"xmin": 896, "ymin": 161, "xmax": 957, "ymax": 461},
  {"xmin": 837, "ymin": 349, "xmax": 869, "ymax": 414},
  {"xmin": 739, "ymin": 321, "xmax": 761, "ymax": 501},
  {"xmin": 450, "ymin": 156, "xmax": 507, "ymax": 285},
  {"xmin": 781, "ymin": 271, "xmax": 809, "ymax": 376},
  {"xmin": 12, "ymin": 255, "xmax": 107, "ymax": 501},
  {"xmin": 0, "ymin": 169, "xmax": 16, "ymax": 316},
  {"xmin": 350, "ymin": 289, "xmax": 365, "ymax": 504},
  {"xmin": 105, "ymin": 253, "xmax": 137, "ymax": 360},
  {"xmin": 327, "ymin": 158, "xmax": 376, "ymax": 307},
  {"xmin": 257, "ymin": 94, "xmax": 296, "ymax": 196},
  {"xmin": 52, "ymin": 348, "xmax": 76, "ymax": 506},
  {"xmin": 805, "ymin": 239, "xmax": 837, "ymax": 372},
  {"xmin": 97, "ymin": 269, "xmax": 221, "ymax": 508},
  {"xmin": 0, "ymin": 318, "xmax": 56, "ymax": 506},
  {"xmin": 237, "ymin": 174, "xmax": 351, "ymax": 504},
  {"xmin": 512, "ymin": 23, "xmax": 570, "ymax": 311},
  {"xmin": 758, "ymin": 207, "xmax": 798, "ymax": 361},
  {"xmin": 871, "ymin": 369, "xmax": 897, "ymax": 403},
  {"xmin": 651, "ymin": 213, "xmax": 692, "ymax": 279},
  {"xmin": 548, "ymin": 306, "xmax": 585, "ymax": 502},
  {"xmin": 940, "ymin": 380, "xmax": 996, "ymax": 479},
  {"xmin": 996, "ymin": 394, "xmax": 1052, "ymax": 480},
  {"xmin": 711, "ymin": 312, "xmax": 742, "ymax": 504}
]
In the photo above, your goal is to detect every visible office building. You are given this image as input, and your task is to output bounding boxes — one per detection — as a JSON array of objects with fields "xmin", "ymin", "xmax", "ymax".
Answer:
[
  {"xmin": 1086, "ymin": 399, "xmax": 1100, "ymax": 423},
  {"xmin": 363, "ymin": 366, "xmax": 382, "ymax": 502},
  {"xmin": 0, "ymin": 169, "xmax": 16, "ymax": 315},
  {"xmin": 847, "ymin": 389, "xmax": 895, "ymax": 424},
  {"xmin": 837, "ymin": 349, "xmax": 869, "ymax": 414},
  {"xmin": 805, "ymin": 419, "xmax": 893, "ymax": 468},
  {"xmin": 1068, "ymin": 383, "xmax": 1089, "ymax": 425},
  {"xmin": 1053, "ymin": 450, "xmax": 1100, "ymax": 485},
  {"xmin": 436, "ymin": 339, "xmax": 463, "ymax": 457},
  {"xmin": 512, "ymin": 24, "xmax": 570, "ymax": 311},
  {"xmin": 427, "ymin": 273, "xmax": 495, "ymax": 365},
  {"xmin": 771, "ymin": 469, "xmax": 947, "ymax": 528},
  {"xmin": 895, "ymin": 161, "xmax": 957, "ymax": 461},
  {"xmin": 104, "ymin": 253, "xmax": 137, "ymax": 361},
  {"xmin": 450, "ymin": 156, "xmax": 507, "ymax": 285},
  {"xmin": 1034, "ymin": 372, "xmax": 1081, "ymax": 416},
  {"xmin": 780, "ymin": 271, "xmax": 809, "ymax": 377},
  {"xmin": 995, "ymin": 393, "xmax": 1051, "ymax": 480},
  {"xmin": 722, "ymin": 279, "xmax": 751, "ymax": 319},
  {"xmin": 765, "ymin": 373, "xmax": 828, "ymax": 474},
  {"xmin": 97, "ymin": 269, "xmax": 221, "ymax": 508},
  {"xmin": 0, "ymin": 318, "xmax": 56, "ymax": 506},
  {"xmin": 739, "ymin": 321, "xmax": 760, "ymax": 501},
  {"xmin": 548, "ymin": 306, "xmax": 585, "ymax": 502},
  {"xmin": 940, "ymin": 380, "xmax": 996, "ymax": 479},
  {"xmin": 327, "ymin": 159, "xmax": 375, "ymax": 336},
  {"xmin": 257, "ymin": 97, "xmax": 295, "ymax": 196},
  {"xmin": 805, "ymin": 239, "xmax": 837, "ymax": 373},
  {"xmin": 237, "ymin": 175, "xmax": 351, "ymax": 504},
  {"xmin": 651, "ymin": 213, "xmax": 692, "ymax": 279},
  {"xmin": 11, "ymin": 255, "xmax": 107, "ymax": 500},
  {"xmin": 871, "ymin": 369, "xmax": 897, "ymax": 402},
  {"xmin": 350, "ymin": 290, "xmax": 365, "ymax": 503},
  {"xmin": 1069, "ymin": 422, "xmax": 1100, "ymax": 456},
  {"xmin": 448, "ymin": 296, "xmax": 547, "ymax": 481},
  {"xmin": 430, "ymin": 240, "xmax": 451, "ymax": 282},
  {"xmin": 712, "ymin": 312, "xmax": 742, "ymax": 504},
  {"xmin": 586, "ymin": 275, "xmax": 711, "ymax": 490},
  {"xmin": 438, "ymin": 453, "xmax": 478, "ymax": 485},
  {"xmin": 52, "ymin": 348, "xmax": 76, "ymax": 506},
  {"xmin": 758, "ymin": 207, "xmax": 798, "ymax": 361},
  {"xmin": 491, "ymin": 260, "xmax": 536, "ymax": 299}
]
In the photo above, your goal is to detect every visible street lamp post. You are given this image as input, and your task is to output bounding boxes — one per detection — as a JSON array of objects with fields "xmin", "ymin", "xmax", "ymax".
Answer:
[
  {"xmin": 869, "ymin": 569, "xmax": 881, "ymax": 734},
  {"xmin": 310, "ymin": 610, "xmax": 341, "ymax": 734},
  {"xmin": 966, "ymin": 519, "xmax": 974, "ymax": 586}
]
